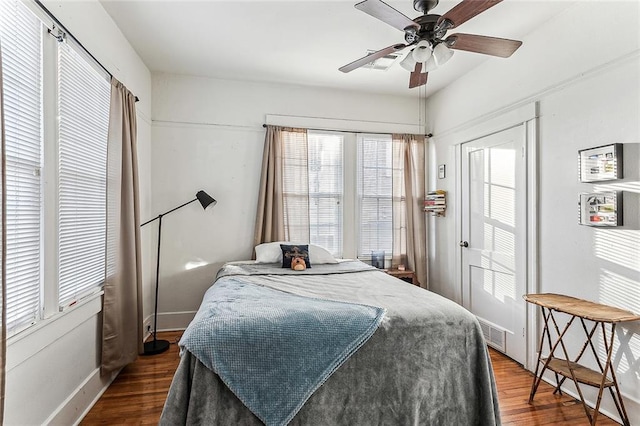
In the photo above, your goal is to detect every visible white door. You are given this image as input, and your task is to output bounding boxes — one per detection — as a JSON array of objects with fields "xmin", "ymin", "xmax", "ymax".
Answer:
[{"xmin": 461, "ymin": 125, "xmax": 527, "ymax": 365}]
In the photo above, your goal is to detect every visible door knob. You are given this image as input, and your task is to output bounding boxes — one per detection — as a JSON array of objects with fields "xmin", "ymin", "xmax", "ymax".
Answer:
[{"xmin": 459, "ymin": 241, "xmax": 469, "ymax": 248}]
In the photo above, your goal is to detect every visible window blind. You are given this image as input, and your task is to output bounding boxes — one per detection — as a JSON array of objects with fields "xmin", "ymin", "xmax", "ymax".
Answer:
[
  {"xmin": 308, "ymin": 132, "xmax": 343, "ymax": 257},
  {"xmin": 282, "ymin": 130, "xmax": 344, "ymax": 257},
  {"xmin": 57, "ymin": 42, "xmax": 110, "ymax": 308},
  {"xmin": 357, "ymin": 134, "xmax": 393, "ymax": 257},
  {"xmin": 282, "ymin": 129, "xmax": 309, "ymax": 244},
  {"xmin": 0, "ymin": 0, "xmax": 43, "ymax": 333}
]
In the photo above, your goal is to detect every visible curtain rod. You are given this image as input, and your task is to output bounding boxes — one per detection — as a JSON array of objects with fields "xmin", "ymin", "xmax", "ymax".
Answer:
[
  {"xmin": 262, "ymin": 124, "xmax": 432, "ymax": 138},
  {"xmin": 34, "ymin": 0, "xmax": 139, "ymax": 103}
]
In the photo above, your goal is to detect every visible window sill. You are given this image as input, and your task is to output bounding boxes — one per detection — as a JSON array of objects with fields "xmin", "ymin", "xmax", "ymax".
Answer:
[{"xmin": 6, "ymin": 290, "xmax": 104, "ymax": 372}]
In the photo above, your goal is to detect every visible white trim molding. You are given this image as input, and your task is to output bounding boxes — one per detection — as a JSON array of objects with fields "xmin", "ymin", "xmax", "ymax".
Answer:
[{"xmin": 264, "ymin": 114, "xmax": 424, "ymax": 135}]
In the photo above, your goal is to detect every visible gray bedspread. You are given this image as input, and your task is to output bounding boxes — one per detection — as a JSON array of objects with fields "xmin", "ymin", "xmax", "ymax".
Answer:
[
  {"xmin": 161, "ymin": 261, "xmax": 501, "ymax": 425},
  {"xmin": 179, "ymin": 277, "xmax": 385, "ymax": 426}
]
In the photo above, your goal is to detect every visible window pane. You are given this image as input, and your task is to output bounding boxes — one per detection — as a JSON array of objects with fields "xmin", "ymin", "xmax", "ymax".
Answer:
[
  {"xmin": 358, "ymin": 134, "xmax": 393, "ymax": 257},
  {"xmin": 0, "ymin": 0, "xmax": 43, "ymax": 334},
  {"xmin": 308, "ymin": 132, "xmax": 343, "ymax": 257},
  {"xmin": 282, "ymin": 129, "xmax": 310, "ymax": 244},
  {"xmin": 57, "ymin": 42, "xmax": 110, "ymax": 308}
]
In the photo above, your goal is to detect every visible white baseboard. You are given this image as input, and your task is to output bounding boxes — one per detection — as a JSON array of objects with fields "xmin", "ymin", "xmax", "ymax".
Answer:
[
  {"xmin": 43, "ymin": 311, "xmax": 193, "ymax": 425},
  {"xmin": 43, "ymin": 367, "xmax": 119, "ymax": 426},
  {"xmin": 157, "ymin": 310, "xmax": 197, "ymax": 331}
]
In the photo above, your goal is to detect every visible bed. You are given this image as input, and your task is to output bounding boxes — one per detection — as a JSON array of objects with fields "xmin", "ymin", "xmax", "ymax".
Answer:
[{"xmin": 160, "ymin": 250, "xmax": 500, "ymax": 426}]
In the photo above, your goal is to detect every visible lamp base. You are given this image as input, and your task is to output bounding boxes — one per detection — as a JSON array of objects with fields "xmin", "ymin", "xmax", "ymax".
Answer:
[{"xmin": 143, "ymin": 339, "xmax": 170, "ymax": 355}]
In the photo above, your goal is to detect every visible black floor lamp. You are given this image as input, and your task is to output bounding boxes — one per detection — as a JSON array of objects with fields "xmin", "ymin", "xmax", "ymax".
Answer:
[{"xmin": 141, "ymin": 190, "xmax": 217, "ymax": 355}]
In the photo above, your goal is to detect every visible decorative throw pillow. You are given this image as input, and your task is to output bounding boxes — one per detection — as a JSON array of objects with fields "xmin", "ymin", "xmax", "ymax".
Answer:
[{"xmin": 280, "ymin": 244, "xmax": 311, "ymax": 269}]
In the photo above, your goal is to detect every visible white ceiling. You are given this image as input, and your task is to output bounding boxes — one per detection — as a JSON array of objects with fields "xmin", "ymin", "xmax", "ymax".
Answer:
[{"xmin": 100, "ymin": 0, "xmax": 576, "ymax": 98}]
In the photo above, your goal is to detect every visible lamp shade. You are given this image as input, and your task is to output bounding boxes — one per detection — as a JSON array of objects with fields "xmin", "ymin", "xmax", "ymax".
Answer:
[
  {"xmin": 196, "ymin": 190, "xmax": 217, "ymax": 210},
  {"xmin": 433, "ymin": 43, "xmax": 454, "ymax": 66},
  {"xmin": 399, "ymin": 50, "xmax": 417, "ymax": 72},
  {"xmin": 411, "ymin": 40, "xmax": 432, "ymax": 63},
  {"xmin": 423, "ymin": 54, "xmax": 438, "ymax": 72}
]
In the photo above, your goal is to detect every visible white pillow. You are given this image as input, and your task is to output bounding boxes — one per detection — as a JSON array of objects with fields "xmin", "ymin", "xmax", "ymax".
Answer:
[
  {"xmin": 254, "ymin": 242, "xmax": 283, "ymax": 263},
  {"xmin": 254, "ymin": 242, "xmax": 338, "ymax": 264},
  {"xmin": 310, "ymin": 244, "xmax": 338, "ymax": 264}
]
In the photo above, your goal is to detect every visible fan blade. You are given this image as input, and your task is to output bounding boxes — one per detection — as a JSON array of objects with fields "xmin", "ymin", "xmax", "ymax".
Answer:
[
  {"xmin": 355, "ymin": 0, "xmax": 419, "ymax": 31},
  {"xmin": 445, "ymin": 33, "xmax": 522, "ymax": 57},
  {"xmin": 339, "ymin": 44, "xmax": 407, "ymax": 73},
  {"xmin": 437, "ymin": 0, "xmax": 502, "ymax": 30},
  {"xmin": 409, "ymin": 63, "xmax": 428, "ymax": 88}
]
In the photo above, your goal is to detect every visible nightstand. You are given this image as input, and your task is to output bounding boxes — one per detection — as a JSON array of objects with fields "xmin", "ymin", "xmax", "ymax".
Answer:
[{"xmin": 385, "ymin": 269, "xmax": 419, "ymax": 286}]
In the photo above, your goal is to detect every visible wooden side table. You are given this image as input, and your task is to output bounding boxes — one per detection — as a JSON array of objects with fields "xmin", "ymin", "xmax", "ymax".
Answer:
[
  {"xmin": 385, "ymin": 269, "xmax": 419, "ymax": 286},
  {"xmin": 524, "ymin": 293, "xmax": 640, "ymax": 426}
]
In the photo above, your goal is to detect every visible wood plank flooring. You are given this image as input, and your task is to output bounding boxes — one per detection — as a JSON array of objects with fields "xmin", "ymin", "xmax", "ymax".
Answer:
[{"xmin": 81, "ymin": 331, "xmax": 620, "ymax": 425}]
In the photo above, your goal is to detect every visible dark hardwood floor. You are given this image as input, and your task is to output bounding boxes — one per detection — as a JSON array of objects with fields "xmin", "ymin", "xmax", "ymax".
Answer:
[{"xmin": 81, "ymin": 331, "xmax": 619, "ymax": 425}]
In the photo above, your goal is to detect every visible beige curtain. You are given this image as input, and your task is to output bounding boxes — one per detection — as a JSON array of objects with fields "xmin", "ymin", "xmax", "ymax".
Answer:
[
  {"xmin": 0, "ymin": 40, "xmax": 7, "ymax": 424},
  {"xmin": 101, "ymin": 78, "xmax": 142, "ymax": 374},
  {"xmin": 253, "ymin": 126, "xmax": 309, "ymax": 248},
  {"xmin": 392, "ymin": 134, "xmax": 427, "ymax": 288},
  {"xmin": 254, "ymin": 126, "xmax": 285, "ymax": 247}
]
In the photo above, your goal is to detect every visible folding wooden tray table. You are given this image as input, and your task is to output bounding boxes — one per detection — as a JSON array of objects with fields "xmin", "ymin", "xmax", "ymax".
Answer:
[{"xmin": 524, "ymin": 293, "xmax": 640, "ymax": 426}]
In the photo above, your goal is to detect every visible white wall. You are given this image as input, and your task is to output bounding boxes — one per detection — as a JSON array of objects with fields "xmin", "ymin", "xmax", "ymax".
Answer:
[
  {"xmin": 151, "ymin": 74, "xmax": 423, "ymax": 329},
  {"xmin": 425, "ymin": 1, "xmax": 639, "ymax": 422},
  {"xmin": 4, "ymin": 1, "xmax": 152, "ymax": 424}
]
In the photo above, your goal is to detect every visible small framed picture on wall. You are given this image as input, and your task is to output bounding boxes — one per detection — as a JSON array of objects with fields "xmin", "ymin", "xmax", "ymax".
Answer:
[
  {"xmin": 578, "ymin": 191, "xmax": 622, "ymax": 227},
  {"xmin": 578, "ymin": 144, "xmax": 623, "ymax": 182}
]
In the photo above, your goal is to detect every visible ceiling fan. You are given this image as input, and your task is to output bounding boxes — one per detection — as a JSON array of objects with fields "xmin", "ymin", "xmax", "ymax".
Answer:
[{"xmin": 339, "ymin": 0, "xmax": 523, "ymax": 88}]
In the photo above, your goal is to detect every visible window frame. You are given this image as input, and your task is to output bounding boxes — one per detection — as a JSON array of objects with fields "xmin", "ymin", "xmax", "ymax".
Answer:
[
  {"xmin": 280, "ymin": 129, "xmax": 404, "ymax": 262},
  {"xmin": 306, "ymin": 130, "xmax": 345, "ymax": 258},
  {"xmin": 1, "ymin": 0, "xmax": 111, "ymax": 337},
  {"xmin": 356, "ymin": 133, "xmax": 395, "ymax": 261}
]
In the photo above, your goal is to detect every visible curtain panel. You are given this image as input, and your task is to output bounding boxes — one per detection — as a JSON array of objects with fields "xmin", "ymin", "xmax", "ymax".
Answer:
[
  {"xmin": 392, "ymin": 134, "xmax": 427, "ymax": 288},
  {"xmin": 253, "ymin": 126, "xmax": 309, "ymax": 250},
  {"xmin": 101, "ymin": 78, "xmax": 142, "ymax": 374},
  {"xmin": 0, "ymin": 39, "xmax": 7, "ymax": 424}
]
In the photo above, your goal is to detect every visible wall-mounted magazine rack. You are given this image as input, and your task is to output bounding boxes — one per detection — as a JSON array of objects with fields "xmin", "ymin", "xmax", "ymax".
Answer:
[{"xmin": 424, "ymin": 190, "xmax": 446, "ymax": 217}]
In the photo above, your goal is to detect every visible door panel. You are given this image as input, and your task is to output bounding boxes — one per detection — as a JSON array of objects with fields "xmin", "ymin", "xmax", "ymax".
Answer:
[{"xmin": 461, "ymin": 125, "xmax": 526, "ymax": 365}]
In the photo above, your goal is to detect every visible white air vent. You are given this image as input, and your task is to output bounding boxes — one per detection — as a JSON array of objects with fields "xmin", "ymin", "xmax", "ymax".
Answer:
[
  {"xmin": 362, "ymin": 51, "xmax": 402, "ymax": 71},
  {"xmin": 478, "ymin": 317, "xmax": 507, "ymax": 352}
]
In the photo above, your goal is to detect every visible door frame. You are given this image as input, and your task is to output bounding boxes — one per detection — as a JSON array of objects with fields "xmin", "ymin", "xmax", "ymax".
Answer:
[{"xmin": 452, "ymin": 102, "xmax": 539, "ymax": 371}]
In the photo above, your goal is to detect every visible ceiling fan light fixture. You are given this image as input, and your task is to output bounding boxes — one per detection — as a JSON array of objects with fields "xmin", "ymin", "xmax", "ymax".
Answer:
[
  {"xmin": 399, "ymin": 50, "xmax": 417, "ymax": 72},
  {"xmin": 411, "ymin": 40, "xmax": 432, "ymax": 62},
  {"xmin": 433, "ymin": 43, "xmax": 454, "ymax": 66},
  {"xmin": 423, "ymin": 54, "xmax": 438, "ymax": 72}
]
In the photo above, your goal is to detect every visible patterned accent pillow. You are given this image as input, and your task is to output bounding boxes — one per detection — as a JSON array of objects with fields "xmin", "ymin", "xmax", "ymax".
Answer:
[{"xmin": 280, "ymin": 244, "xmax": 311, "ymax": 269}]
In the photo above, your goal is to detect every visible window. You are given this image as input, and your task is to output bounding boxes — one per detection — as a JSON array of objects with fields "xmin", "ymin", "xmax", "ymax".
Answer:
[
  {"xmin": 0, "ymin": 0, "xmax": 111, "ymax": 335},
  {"xmin": 308, "ymin": 132, "xmax": 343, "ymax": 257},
  {"xmin": 57, "ymin": 43, "xmax": 110, "ymax": 308},
  {"xmin": 357, "ymin": 134, "xmax": 394, "ymax": 258},
  {"xmin": 282, "ymin": 130, "xmax": 344, "ymax": 257},
  {"xmin": 280, "ymin": 128, "xmax": 407, "ymax": 261},
  {"xmin": 1, "ymin": 0, "xmax": 44, "ymax": 334}
]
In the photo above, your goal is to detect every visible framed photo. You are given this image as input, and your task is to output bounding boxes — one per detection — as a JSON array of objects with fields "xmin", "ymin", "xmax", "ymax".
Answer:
[
  {"xmin": 578, "ymin": 143, "xmax": 623, "ymax": 182},
  {"xmin": 579, "ymin": 191, "xmax": 622, "ymax": 227},
  {"xmin": 438, "ymin": 164, "xmax": 446, "ymax": 179}
]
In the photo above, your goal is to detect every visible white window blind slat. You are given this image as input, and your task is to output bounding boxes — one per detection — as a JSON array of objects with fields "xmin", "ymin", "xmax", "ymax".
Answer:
[
  {"xmin": 0, "ymin": 0, "xmax": 43, "ymax": 334},
  {"xmin": 57, "ymin": 42, "xmax": 110, "ymax": 308}
]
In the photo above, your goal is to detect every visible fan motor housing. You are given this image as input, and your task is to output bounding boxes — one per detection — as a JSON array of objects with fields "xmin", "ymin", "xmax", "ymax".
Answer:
[
  {"xmin": 413, "ymin": 0, "xmax": 439, "ymax": 13},
  {"xmin": 405, "ymin": 14, "xmax": 440, "ymax": 44}
]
